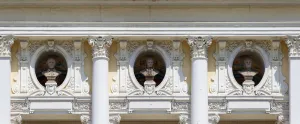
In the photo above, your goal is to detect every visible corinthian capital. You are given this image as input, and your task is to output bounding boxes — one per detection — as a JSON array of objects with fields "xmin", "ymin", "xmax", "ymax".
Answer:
[
  {"xmin": 88, "ymin": 36, "xmax": 112, "ymax": 59},
  {"xmin": 110, "ymin": 114, "xmax": 121, "ymax": 124},
  {"xmin": 188, "ymin": 36, "xmax": 212, "ymax": 59},
  {"xmin": 0, "ymin": 35, "xmax": 14, "ymax": 58},
  {"xmin": 286, "ymin": 35, "xmax": 300, "ymax": 58}
]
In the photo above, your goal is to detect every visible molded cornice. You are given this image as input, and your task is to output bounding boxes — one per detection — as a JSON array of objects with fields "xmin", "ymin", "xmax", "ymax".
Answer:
[{"xmin": 1, "ymin": 0, "xmax": 300, "ymax": 6}]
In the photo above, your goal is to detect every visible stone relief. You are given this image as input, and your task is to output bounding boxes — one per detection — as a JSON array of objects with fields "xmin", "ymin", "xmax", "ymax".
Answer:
[
  {"xmin": 211, "ymin": 40, "xmax": 287, "ymax": 96},
  {"xmin": 12, "ymin": 39, "xmax": 89, "ymax": 97},
  {"xmin": 0, "ymin": 35, "xmax": 14, "ymax": 57},
  {"xmin": 114, "ymin": 40, "xmax": 187, "ymax": 96}
]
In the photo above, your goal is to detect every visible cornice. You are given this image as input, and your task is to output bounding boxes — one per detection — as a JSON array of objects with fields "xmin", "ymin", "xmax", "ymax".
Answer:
[
  {"xmin": 2, "ymin": 22, "xmax": 300, "ymax": 36},
  {"xmin": 1, "ymin": 0, "xmax": 300, "ymax": 6}
]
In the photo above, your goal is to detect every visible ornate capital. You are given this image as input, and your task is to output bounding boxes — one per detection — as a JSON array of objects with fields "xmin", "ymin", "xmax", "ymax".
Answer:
[
  {"xmin": 179, "ymin": 114, "xmax": 190, "ymax": 124},
  {"xmin": 109, "ymin": 114, "xmax": 121, "ymax": 124},
  {"xmin": 0, "ymin": 35, "xmax": 14, "ymax": 58},
  {"xmin": 276, "ymin": 112, "xmax": 289, "ymax": 124},
  {"xmin": 11, "ymin": 114, "xmax": 22, "ymax": 124},
  {"xmin": 208, "ymin": 114, "xmax": 220, "ymax": 124},
  {"xmin": 188, "ymin": 36, "xmax": 212, "ymax": 59},
  {"xmin": 286, "ymin": 35, "xmax": 300, "ymax": 58},
  {"xmin": 88, "ymin": 36, "xmax": 112, "ymax": 59},
  {"xmin": 80, "ymin": 114, "xmax": 91, "ymax": 124}
]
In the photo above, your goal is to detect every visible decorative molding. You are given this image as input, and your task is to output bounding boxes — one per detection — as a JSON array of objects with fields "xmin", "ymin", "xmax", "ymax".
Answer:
[
  {"xmin": 276, "ymin": 112, "xmax": 289, "ymax": 124},
  {"xmin": 208, "ymin": 114, "xmax": 220, "ymax": 124},
  {"xmin": 80, "ymin": 114, "xmax": 91, "ymax": 124},
  {"xmin": 188, "ymin": 36, "xmax": 212, "ymax": 59},
  {"xmin": 179, "ymin": 114, "xmax": 190, "ymax": 124},
  {"xmin": 73, "ymin": 102, "xmax": 91, "ymax": 112},
  {"xmin": 225, "ymin": 40, "xmax": 274, "ymax": 96},
  {"xmin": 208, "ymin": 101, "xmax": 227, "ymax": 111},
  {"xmin": 11, "ymin": 114, "xmax": 22, "ymax": 124},
  {"xmin": 109, "ymin": 102, "xmax": 128, "ymax": 111},
  {"xmin": 172, "ymin": 102, "xmax": 190, "ymax": 112},
  {"xmin": 0, "ymin": 35, "xmax": 14, "ymax": 57},
  {"xmin": 286, "ymin": 35, "xmax": 300, "ymax": 58},
  {"xmin": 271, "ymin": 101, "xmax": 289, "ymax": 112},
  {"xmin": 109, "ymin": 114, "xmax": 121, "ymax": 124},
  {"xmin": 88, "ymin": 36, "xmax": 112, "ymax": 59}
]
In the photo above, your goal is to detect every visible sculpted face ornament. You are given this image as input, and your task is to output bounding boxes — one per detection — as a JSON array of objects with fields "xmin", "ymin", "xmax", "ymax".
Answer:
[
  {"xmin": 140, "ymin": 58, "xmax": 159, "ymax": 95},
  {"xmin": 239, "ymin": 57, "xmax": 257, "ymax": 96},
  {"xmin": 43, "ymin": 58, "xmax": 61, "ymax": 96}
]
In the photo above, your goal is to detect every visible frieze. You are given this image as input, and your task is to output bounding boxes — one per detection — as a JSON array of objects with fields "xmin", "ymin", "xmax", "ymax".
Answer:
[
  {"xmin": 208, "ymin": 102, "xmax": 227, "ymax": 111},
  {"xmin": 271, "ymin": 101, "xmax": 289, "ymax": 112},
  {"xmin": 73, "ymin": 102, "xmax": 91, "ymax": 112},
  {"xmin": 172, "ymin": 102, "xmax": 190, "ymax": 112},
  {"xmin": 109, "ymin": 102, "xmax": 128, "ymax": 111}
]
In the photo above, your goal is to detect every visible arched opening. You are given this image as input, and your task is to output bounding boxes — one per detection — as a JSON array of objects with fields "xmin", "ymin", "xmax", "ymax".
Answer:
[
  {"xmin": 232, "ymin": 50, "xmax": 265, "ymax": 86},
  {"xmin": 134, "ymin": 51, "xmax": 166, "ymax": 87},
  {"xmin": 35, "ymin": 51, "xmax": 68, "ymax": 87}
]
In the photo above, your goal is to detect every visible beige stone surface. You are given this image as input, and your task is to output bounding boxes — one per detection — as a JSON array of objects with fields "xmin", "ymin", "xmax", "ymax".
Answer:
[
  {"xmin": 208, "ymin": 41, "xmax": 216, "ymax": 92},
  {"xmin": 10, "ymin": 40, "xmax": 19, "ymax": 95},
  {"xmin": 0, "ymin": 6, "xmax": 300, "ymax": 22},
  {"xmin": 281, "ymin": 40, "xmax": 289, "ymax": 85}
]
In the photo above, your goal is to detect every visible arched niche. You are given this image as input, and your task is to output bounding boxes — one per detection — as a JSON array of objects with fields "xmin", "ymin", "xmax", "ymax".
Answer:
[
  {"xmin": 134, "ymin": 51, "xmax": 166, "ymax": 87},
  {"xmin": 30, "ymin": 45, "xmax": 72, "ymax": 92},
  {"xmin": 232, "ymin": 50, "xmax": 265, "ymax": 86},
  {"xmin": 35, "ymin": 51, "xmax": 68, "ymax": 87},
  {"xmin": 129, "ymin": 45, "xmax": 171, "ymax": 91},
  {"xmin": 228, "ymin": 45, "xmax": 270, "ymax": 90}
]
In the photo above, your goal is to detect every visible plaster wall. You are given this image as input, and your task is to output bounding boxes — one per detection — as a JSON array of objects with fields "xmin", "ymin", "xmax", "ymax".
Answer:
[
  {"xmin": 10, "ymin": 41, "xmax": 19, "ymax": 94},
  {"xmin": 0, "ymin": 6, "xmax": 299, "ymax": 22}
]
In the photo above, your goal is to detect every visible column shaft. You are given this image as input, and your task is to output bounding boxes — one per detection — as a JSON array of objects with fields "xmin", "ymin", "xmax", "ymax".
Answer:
[
  {"xmin": 191, "ymin": 59, "xmax": 208, "ymax": 124},
  {"xmin": 0, "ymin": 35, "xmax": 13, "ymax": 124}
]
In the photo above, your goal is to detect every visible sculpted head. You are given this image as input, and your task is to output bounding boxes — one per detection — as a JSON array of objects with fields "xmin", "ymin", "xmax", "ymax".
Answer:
[
  {"xmin": 146, "ymin": 58, "xmax": 154, "ymax": 68},
  {"xmin": 244, "ymin": 57, "xmax": 252, "ymax": 70},
  {"xmin": 46, "ymin": 58, "xmax": 56, "ymax": 69}
]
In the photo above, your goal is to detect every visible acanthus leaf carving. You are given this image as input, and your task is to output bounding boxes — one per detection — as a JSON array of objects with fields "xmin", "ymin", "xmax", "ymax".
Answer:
[
  {"xmin": 188, "ymin": 36, "xmax": 212, "ymax": 59},
  {"xmin": 88, "ymin": 36, "xmax": 112, "ymax": 59},
  {"xmin": 286, "ymin": 35, "xmax": 300, "ymax": 58},
  {"xmin": 0, "ymin": 35, "xmax": 14, "ymax": 57}
]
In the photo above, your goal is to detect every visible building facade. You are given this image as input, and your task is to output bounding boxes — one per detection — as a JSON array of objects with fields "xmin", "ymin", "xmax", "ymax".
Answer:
[{"xmin": 2, "ymin": 0, "xmax": 300, "ymax": 124}]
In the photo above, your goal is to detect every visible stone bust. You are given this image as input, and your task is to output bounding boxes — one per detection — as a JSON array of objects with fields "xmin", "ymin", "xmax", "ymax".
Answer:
[
  {"xmin": 243, "ymin": 58, "xmax": 252, "ymax": 71},
  {"xmin": 42, "ymin": 58, "xmax": 61, "ymax": 81},
  {"xmin": 140, "ymin": 58, "xmax": 159, "ymax": 81}
]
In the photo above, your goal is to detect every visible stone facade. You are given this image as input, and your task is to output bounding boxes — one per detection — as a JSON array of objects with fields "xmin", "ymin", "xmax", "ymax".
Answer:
[{"xmin": 2, "ymin": 1, "xmax": 300, "ymax": 124}]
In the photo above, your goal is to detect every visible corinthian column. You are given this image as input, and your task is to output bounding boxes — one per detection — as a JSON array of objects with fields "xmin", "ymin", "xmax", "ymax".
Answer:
[
  {"xmin": 88, "ymin": 36, "xmax": 112, "ymax": 124},
  {"xmin": 0, "ymin": 35, "xmax": 14, "ymax": 124},
  {"xmin": 188, "ymin": 36, "xmax": 212, "ymax": 124},
  {"xmin": 286, "ymin": 35, "xmax": 300, "ymax": 124}
]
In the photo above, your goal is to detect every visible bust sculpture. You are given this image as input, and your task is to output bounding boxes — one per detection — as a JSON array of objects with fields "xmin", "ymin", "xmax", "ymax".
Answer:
[
  {"xmin": 239, "ymin": 57, "xmax": 257, "ymax": 95},
  {"xmin": 43, "ymin": 58, "xmax": 61, "ymax": 95},
  {"xmin": 140, "ymin": 58, "xmax": 159, "ymax": 95}
]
